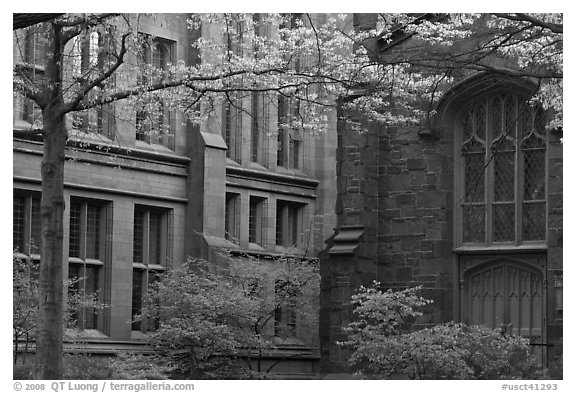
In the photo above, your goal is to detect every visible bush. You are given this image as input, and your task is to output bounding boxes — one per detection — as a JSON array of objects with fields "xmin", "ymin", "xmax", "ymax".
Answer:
[
  {"xmin": 13, "ymin": 363, "xmax": 33, "ymax": 380},
  {"xmin": 339, "ymin": 282, "xmax": 545, "ymax": 379},
  {"xmin": 382, "ymin": 323, "xmax": 544, "ymax": 379},
  {"xmin": 63, "ymin": 354, "xmax": 113, "ymax": 380},
  {"xmin": 108, "ymin": 353, "xmax": 173, "ymax": 380},
  {"xmin": 142, "ymin": 257, "xmax": 319, "ymax": 378}
]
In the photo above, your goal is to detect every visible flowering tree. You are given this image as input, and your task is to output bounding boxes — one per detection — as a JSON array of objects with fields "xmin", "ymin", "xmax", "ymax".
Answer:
[
  {"xmin": 13, "ymin": 13, "xmax": 562, "ymax": 379},
  {"xmin": 141, "ymin": 257, "xmax": 319, "ymax": 379},
  {"xmin": 13, "ymin": 256, "xmax": 106, "ymax": 371},
  {"xmin": 339, "ymin": 282, "xmax": 543, "ymax": 379}
]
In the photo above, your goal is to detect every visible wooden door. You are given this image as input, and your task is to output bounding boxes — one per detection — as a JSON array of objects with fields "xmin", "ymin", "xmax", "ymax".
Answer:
[{"xmin": 463, "ymin": 260, "xmax": 545, "ymax": 362}]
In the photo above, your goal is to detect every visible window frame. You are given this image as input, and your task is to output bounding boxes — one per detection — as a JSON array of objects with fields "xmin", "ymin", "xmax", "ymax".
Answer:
[
  {"xmin": 274, "ymin": 278, "xmax": 298, "ymax": 338},
  {"xmin": 225, "ymin": 192, "xmax": 241, "ymax": 244},
  {"xmin": 276, "ymin": 95, "xmax": 302, "ymax": 170},
  {"xmin": 13, "ymin": 26, "xmax": 47, "ymax": 127},
  {"xmin": 67, "ymin": 197, "xmax": 111, "ymax": 332},
  {"xmin": 222, "ymin": 92, "xmax": 243, "ymax": 163},
  {"xmin": 68, "ymin": 30, "xmax": 116, "ymax": 139},
  {"xmin": 131, "ymin": 204, "xmax": 173, "ymax": 333},
  {"xmin": 248, "ymin": 196, "xmax": 267, "ymax": 246},
  {"xmin": 135, "ymin": 33, "xmax": 176, "ymax": 150},
  {"xmin": 251, "ymin": 91, "xmax": 270, "ymax": 166},
  {"xmin": 454, "ymin": 91, "xmax": 548, "ymax": 248},
  {"xmin": 275, "ymin": 199, "xmax": 305, "ymax": 248},
  {"xmin": 13, "ymin": 190, "xmax": 42, "ymax": 260}
]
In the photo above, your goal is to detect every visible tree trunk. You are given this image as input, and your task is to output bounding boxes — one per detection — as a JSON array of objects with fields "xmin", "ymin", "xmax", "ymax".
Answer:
[{"xmin": 33, "ymin": 114, "xmax": 67, "ymax": 379}]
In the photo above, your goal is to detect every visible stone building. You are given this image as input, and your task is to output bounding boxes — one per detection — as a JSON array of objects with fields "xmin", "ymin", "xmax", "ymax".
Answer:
[
  {"xmin": 13, "ymin": 14, "xmax": 337, "ymax": 374},
  {"xmin": 13, "ymin": 13, "xmax": 562, "ymax": 378},
  {"xmin": 319, "ymin": 18, "xmax": 563, "ymax": 375}
]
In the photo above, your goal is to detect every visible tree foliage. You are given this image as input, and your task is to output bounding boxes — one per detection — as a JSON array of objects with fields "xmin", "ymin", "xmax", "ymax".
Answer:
[
  {"xmin": 13, "ymin": 258, "xmax": 39, "ymax": 365},
  {"xmin": 339, "ymin": 282, "xmax": 544, "ymax": 379},
  {"xmin": 14, "ymin": 13, "xmax": 562, "ymax": 136},
  {"xmin": 140, "ymin": 256, "xmax": 319, "ymax": 379},
  {"xmin": 13, "ymin": 256, "xmax": 107, "ymax": 369}
]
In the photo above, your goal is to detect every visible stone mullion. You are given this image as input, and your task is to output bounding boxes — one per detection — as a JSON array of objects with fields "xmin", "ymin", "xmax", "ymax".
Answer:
[
  {"xmin": 485, "ymin": 97, "xmax": 494, "ymax": 246},
  {"xmin": 516, "ymin": 109, "xmax": 524, "ymax": 245}
]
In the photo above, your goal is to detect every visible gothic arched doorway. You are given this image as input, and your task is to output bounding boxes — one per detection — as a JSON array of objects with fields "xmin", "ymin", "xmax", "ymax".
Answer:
[{"xmin": 460, "ymin": 256, "xmax": 546, "ymax": 363}]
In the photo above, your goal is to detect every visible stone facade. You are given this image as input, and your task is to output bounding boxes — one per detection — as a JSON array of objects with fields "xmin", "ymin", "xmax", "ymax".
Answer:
[
  {"xmin": 320, "ymin": 72, "xmax": 563, "ymax": 374},
  {"xmin": 12, "ymin": 14, "xmax": 337, "ymax": 374}
]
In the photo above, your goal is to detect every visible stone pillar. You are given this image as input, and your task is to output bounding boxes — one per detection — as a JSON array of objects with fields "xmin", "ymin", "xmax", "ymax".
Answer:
[{"xmin": 319, "ymin": 105, "xmax": 378, "ymax": 373}]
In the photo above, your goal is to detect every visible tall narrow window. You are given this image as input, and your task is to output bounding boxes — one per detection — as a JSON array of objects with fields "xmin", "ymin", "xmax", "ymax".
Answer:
[
  {"xmin": 277, "ymin": 95, "xmax": 286, "ymax": 167},
  {"xmin": 136, "ymin": 34, "xmax": 175, "ymax": 150},
  {"xmin": 222, "ymin": 16, "xmax": 247, "ymax": 163},
  {"xmin": 24, "ymin": 26, "xmax": 47, "ymax": 67},
  {"xmin": 225, "ymin": 15, "xmax": 245, "ymax": 59},
  {"xmin": 132, "ymin": 205, "xmax": 172, "ymax": 332},
  {"xmin": 289, "ymin": 135, "xmax": 301, "ymax": 170},
  {"xmin": 251, "ymin": 92, "xmax": 260, "ymax": 163},
  {"xmin": 458, "ymin": 92, "xmax": 547, "ymax": 246},
  {"xmin": 14, "ymin": 26, "xmax": 47, "ymax": 126},
  {"xmin": 225, "ymin": 193, "xmax": 241, "ymax": 244},
  {"xmin": 13, "ymin": 191, "xmax": 41, "ymax": 257},
  {"xmin": 249, "ymin": 196, "xmax": 267, "ymax": 246},
  {"xmin": 276, "ymin": 200, "xmax": 305, "ymax": 248},
  {"xmin": 251, "ymin": 92, "xmax": 269, "ymax": 166},
  {"xmin": 68, "ymin": 31, "xmax": 115, "ymax": 139},
  {"xmin": 68, "ymin": 198, "xmax": 110, "ymax": 331},
  {"xmin": 222, "ymin": 93, "xmax": 243, "ymax": 163},
  {"xmin": 274, "ymin": 279, "xmax": 298, "ymax": 337},
  {"xmin": 522, "ymin": 108, "xmax": 547, "ymax": 241},
  {"xmin": 276, "ymin": 95, "xmax": 302, "ymax": 170}
]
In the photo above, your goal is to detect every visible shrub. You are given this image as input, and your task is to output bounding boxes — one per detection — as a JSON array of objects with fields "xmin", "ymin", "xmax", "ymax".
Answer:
[
  {"xmin": 63, "ymin": 354, "xmax": 113, "ymax": 379},
  {"xmin": 13, "ymin": 363, "xmax": 33, "ymax": 380},
  {"xmin": 109, "ymin": 353, "xmax": 173, "ymax": 380},
  {"xmin": 141, "ymin": 257, "xmax": 319, "ymax": 379},
  {"xmin": 339, "ymin": 282, "xmax": 544, "ymax": 379}
]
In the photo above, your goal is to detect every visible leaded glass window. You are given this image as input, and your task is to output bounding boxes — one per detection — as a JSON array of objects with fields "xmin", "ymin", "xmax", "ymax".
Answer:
[
  {"xmin": 222, "ymin": 92, "xmax": 242, "ymax": 163},
  {"xmin": 458, "ymin": 93, "xmax": 547, "ymax": 245},
  {"xmin": 249, "ymin": 196, "xmax": 267, "ymax": 246},
  {"xmin": 13, "ymin": 191, "xmax": 41, "ymax": 255},
  {"xmin": 68, "ymin": 197, "xmax": 110, "ymax": 331},
  {"xmin": 276, "ymin": 95, "xmax": 303, "ymax": 170},
  {"xmin": 251, "ymin": 92, "xmax": 270, "ymax": 166},
  {"xmin": 131, "ymin": 205, "xmax": 172, "ymax": 333},
  {"xmin": 135, "ymin": 34, "xmax": 175, "ymax": 150}
]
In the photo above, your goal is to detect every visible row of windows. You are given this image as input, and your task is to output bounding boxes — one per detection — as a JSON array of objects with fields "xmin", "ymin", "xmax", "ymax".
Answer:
[
  {"xmin": 13, "ymin": 27, "xmax": 176, "ymax": 151},
  {"xmin": 222, "ymin": 14, "xmax": 303, "ymax": 170},
  {"xmin": 222, "ymin": 93, "xmax": 303, "ymax": 170},
  {"xmin": 14, "ymin": 190, "xmax": 304, "ymax": 336},
  {"xmin": 225, "ymin": 192, "xmax": 307, "ymax": 249},
  {"xmin": 13, "ymin": 191, "xmax": 172, "ymax": 333},
  {"xmin": 14, "ymin": 19, "xmax": 307, "ymax": 162}
]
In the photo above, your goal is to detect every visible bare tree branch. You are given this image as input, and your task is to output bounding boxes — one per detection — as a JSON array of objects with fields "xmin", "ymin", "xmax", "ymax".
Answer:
[
  {"xmin": 493, "ymin": 13, "xmax": 563, "ymax": 34},
  {"xmin": 53, "ymin": 13, "xmax": 121, "ymax": 28},
  {"xmin": 13, "ymin": 14, "xmax": 63, "ymax": 30},
  {"xmin": 64, "ymin": 32, "xmax": 131, "ymax": 113},
  {"xmin": 13, "ymin": 128, "xmax": 44, "ymax": 137}
]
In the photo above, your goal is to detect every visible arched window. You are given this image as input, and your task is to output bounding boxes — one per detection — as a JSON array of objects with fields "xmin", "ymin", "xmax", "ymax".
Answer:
[{"xmin": 457, "ymin": 92, "xmax": 547, "ymax": 246}]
